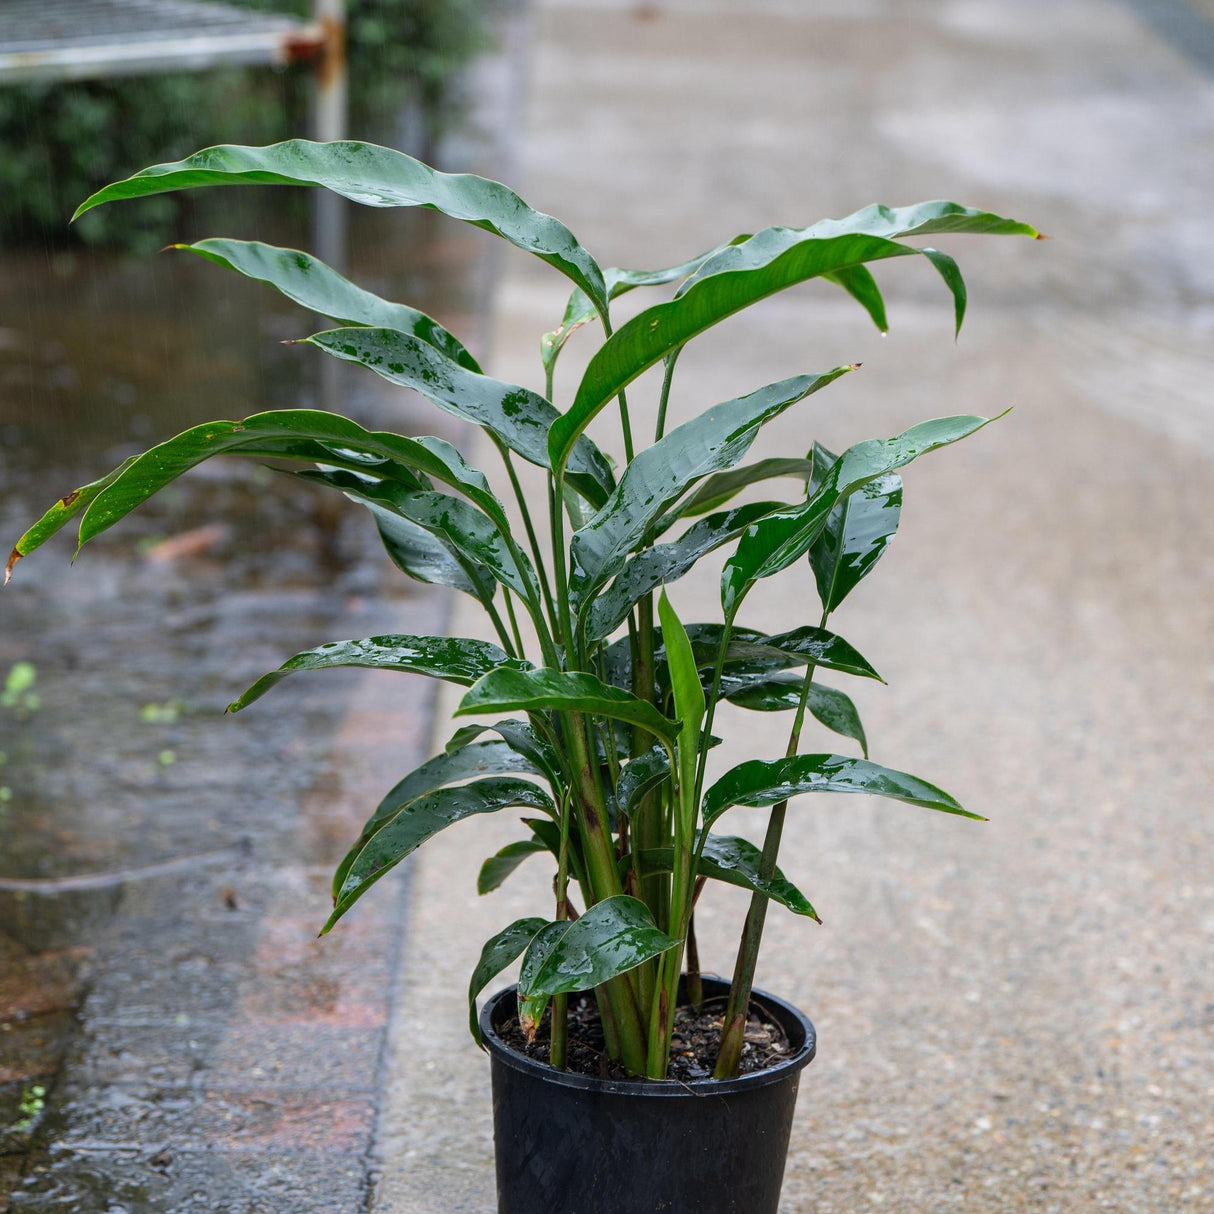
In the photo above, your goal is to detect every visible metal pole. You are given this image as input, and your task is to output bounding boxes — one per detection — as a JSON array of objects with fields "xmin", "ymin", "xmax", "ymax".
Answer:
[{"xmin": 309, "ymin": 0, "xmax": 347, "ymax": 411}]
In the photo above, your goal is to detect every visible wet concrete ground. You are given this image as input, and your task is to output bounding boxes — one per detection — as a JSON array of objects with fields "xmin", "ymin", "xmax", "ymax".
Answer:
[
  {"xmin": 373, "ymin": 1, "xmax": 1214, "ymax": 1212},
  {"xmin": 0, "ymin": 14, "xmax": 515, "ymax": 1209}
]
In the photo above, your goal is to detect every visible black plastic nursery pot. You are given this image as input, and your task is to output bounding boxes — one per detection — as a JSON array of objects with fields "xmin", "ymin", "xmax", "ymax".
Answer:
[{"xmin": 479, "ymin": 976, "xmax": 816, "ymax": 1214}]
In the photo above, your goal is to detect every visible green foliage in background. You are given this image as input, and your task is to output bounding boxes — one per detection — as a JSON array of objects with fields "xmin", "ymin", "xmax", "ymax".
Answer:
[{"xmin": 0, "ymin": 0, "xmax": 491, "ymax": 251}]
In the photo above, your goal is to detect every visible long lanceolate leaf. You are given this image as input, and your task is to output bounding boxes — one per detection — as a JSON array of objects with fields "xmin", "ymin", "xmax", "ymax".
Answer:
[
  {"xmin": 333, "ymin": 740, "xmax": 548, "ymax": 898},
  {"xmin": 725, "ymin": 679, "xmax": 869, "ymax": 756},
  {"xmin": 229, "ymin": 635, "xmax": 528, "ymax": 712},
  {"xmin": 297, "ymin": 469, "xmax": 537, "ymax": 600},
  {"xmin": 74, "ymin": 139, "xmax": 609, "ymax": 312},
  {"xmin": 325, "ymin": 777, "xmax": 555, "ymax": 933},
  {"xmin": 549, "ymin": 203, "xmax": 1037, "ymax": 474},
  {"xmin": 518, "ymin": 896, "xmax": 678, "ymax": 999},
  {"xmin": 19, "ymin": 410, "xmax": 510, "ymax": 558},
  {"xmin": 468, "ymin": 918, "xmax": 547, "ymax": 1045},
  {"xmin": 568, "ymin": 369, "xmax": 853, "ymax": 610},
  {"xmin": 701, "ymin": 754, "xmax": 984, "ymax": 830},
  {"xmin": 721, "ymin": 413, "xmax": 1002, "ymax": 615},
  {"xmin": 807, "ymin": 443, "xmax": 903, "ymax": 614},
  {"xmin": 177, "ymin": 239, "xmax": 482, "ymax": 370},
  {"xmin": 6, "ymin": 456, "xmax": 137, "ymax": 582},
  {"xmin": 638, "ymin": 834, "xmax": 819, "ymax": 920},
  {"xmin": 456, "ymin": 667, "xmax": 681, "ymax": 748},
  {"xmin": 585, "ymin": 501, "xmax": 782, "ymax": 643}
]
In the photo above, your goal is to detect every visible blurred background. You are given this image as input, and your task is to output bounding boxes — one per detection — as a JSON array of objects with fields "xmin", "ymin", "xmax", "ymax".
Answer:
[{"xmin": 2, "ymin": 0, "xmax": 1212, "ymax": 1211}]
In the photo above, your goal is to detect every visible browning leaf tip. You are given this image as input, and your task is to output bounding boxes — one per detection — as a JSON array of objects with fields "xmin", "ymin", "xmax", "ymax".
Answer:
[{"xmin": 4, "ymin": 548, "xmax": 20, "ymax": 584}]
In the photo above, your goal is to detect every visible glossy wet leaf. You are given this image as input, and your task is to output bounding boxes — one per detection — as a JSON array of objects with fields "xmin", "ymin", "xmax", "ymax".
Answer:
[
  {"xmin": 326, "ymin": 777, "xmax": 555, "ymax": 932},
  {"xmin": 807, "ymin": 442, "xmax": 903, "ymax": 615},
  {"xmin": 445, "ymin": 719, "xmax": 564, "ymax": 790},
  {"xmin": 306, "ymin": 328, "xmax": 614, "ymax": 506},
  {"xmin": 478, "ymin": 838, "xmax": 549, "ymax": 895},
  {"xmin": 658, "ymin": 591, "xmax": 703, "ymax": 824},
  {"xmin": 702, "ymin": 754, "xmax": 982, "ymax": 828},
  {"xmin": 693, "ymin": 623, "xmax": 883, "ymax": 684},
  {"xmin": 569, "ymin": 369, "xmax": 852, "ymax": 607},
  {"xmin": 585, "ymin": 501, "xmax": 782, "ymax": 642},
  {"xmin": 615, "ymin": 746, "xmax": 672, "ymax": 819},
  {"xmin": 365, "ymin": 502, "xmax": 497, "ymax": 604},
  {"xmin": 76, "ymin": 140, "xmax": 608, "ymax": 311},
  {"xmin": 721, "ymin": 413, "xmax": 1001, "ymax": 614},
  {"xmin": 333, "ymin": 741, "xmax": 546, "ymax": 897},
  {"xmin": 456, "ymin": 667, "xmax": 681, "ymax": 747},
  {"xmin": 725, "ymin": 679, "xmax": 868, "ymax": 755},
  {"xmin": 62, "ymin": 410, "xmax": 508, "ymax": 551},
  {"xmin": 230, "ymin": 634, "xmax": 528, "ymax": 711},
  {"xmin": 6, "ymin": 456, "xmax": 137, "ymax": 581},
  {"xmin": 517, "ymin": 921, "xmax": 569, "ymax": 1036},
  {"xmin": 541, "ymin": 239, "xmax": 751, "ymax": 373},
  {"xmin": 550, "ymin": 202, "xmax": 1035, "ymax": 472},
  {"xmin": 307, "ymin": 473, "xmax": 535, "ymax": 600},
  {"xmin": 638, "ymin": 834, "xmax": 819, "ymax": 920},
  {"xmin": 676, "ymin": 457, "xmax": 815, "ymax": 519},
  {"xmin": 178, "ymin": 238, "xmax": 481, "ymax": 370},
  {"xmin": 822, "ymin": 264, "xmax": 887, "ymax": 332},
  {"xmin": 520, "ymin": 896, "xmax": 679, "ymax": 998},
  {"xmin": 468, "ymin": 917, "xmax": 547, "ymax": 1045}
]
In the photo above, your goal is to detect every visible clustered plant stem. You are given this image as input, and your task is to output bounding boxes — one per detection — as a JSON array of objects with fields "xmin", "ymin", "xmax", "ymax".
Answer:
[{"xmin": 8, "ymin": 139, "xmax": 1036, "ymax": 1085}]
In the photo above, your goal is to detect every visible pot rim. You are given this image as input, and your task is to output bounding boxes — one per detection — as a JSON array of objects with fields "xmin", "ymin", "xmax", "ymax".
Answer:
[{"xmin": 479, "ymin": 976, "xmax": 816, "ymax": 1098}]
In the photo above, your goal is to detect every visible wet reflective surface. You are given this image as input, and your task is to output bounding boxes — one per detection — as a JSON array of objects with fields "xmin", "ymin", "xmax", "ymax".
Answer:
[{"xmin": 0, "ymin": 71, "xmax": 501, "ymax": 1214}]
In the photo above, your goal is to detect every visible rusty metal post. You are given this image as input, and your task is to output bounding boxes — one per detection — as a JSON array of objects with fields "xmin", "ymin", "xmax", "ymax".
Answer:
[{"xmin": 309, "ymin": 0, "xmax": 347, "ymax": 413}]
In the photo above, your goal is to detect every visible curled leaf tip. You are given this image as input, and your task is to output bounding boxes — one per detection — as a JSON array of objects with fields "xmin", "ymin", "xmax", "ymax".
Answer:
[
  {"xmin": 850, "ymin": 362, "xmax": 863, "ymax": 371},
  {"xmin": 4, "ymin": 548, "xmax": 20, "ymax": 584}
]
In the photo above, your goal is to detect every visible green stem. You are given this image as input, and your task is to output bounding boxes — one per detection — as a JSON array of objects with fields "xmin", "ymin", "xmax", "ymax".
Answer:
[
  {"xmin": 550, "ymin": 789, "xmax": 573, "ymax": 1070},
  {"xmin": 498, "ymin": 444, "xmax": 560, "ymax": 638},
  {"xmin": 598, "ymin": 310, "xmax": 634, "ymax": 463},
  {"xmin": 654, "ymin": 348, "xmax": 682, "ymax": 443},
  {"xmin": 714, "ymin": 609, "xmax": 827, "ymax": 1078},
  {"xmin": 500, "ymin": 592, "xmax": 526, "ymax": 659}
]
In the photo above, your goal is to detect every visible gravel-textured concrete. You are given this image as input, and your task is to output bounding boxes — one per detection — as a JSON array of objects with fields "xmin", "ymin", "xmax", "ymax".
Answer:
[{"xmin": 373, "ymin": 1, "xmax": 1214, "ymax": 1211}]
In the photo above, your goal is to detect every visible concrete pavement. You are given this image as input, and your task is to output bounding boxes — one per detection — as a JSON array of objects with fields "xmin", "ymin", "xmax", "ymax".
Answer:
[{"xmin": 372, "ymin": 1, "xmax": 1213, "ymax": 1211}]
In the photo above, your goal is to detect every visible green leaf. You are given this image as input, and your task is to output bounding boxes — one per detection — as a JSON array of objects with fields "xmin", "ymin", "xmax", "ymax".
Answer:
[
  {"xmin": 456, "ymin": 667, "xmax": 681, "ymax": 747},
  {"xmin": 676, "ymin": 457, "xmax": 815, "ymax": 518},
  {"xmin": 639, "ymin": 834, "xmax": 819, "ymax": 920},
  {"xmin": 615, "ymin": 746, "xmax": 672, "ymax": 819},
  {"xmin": 540, "ymin": 239, "xmax": 746, "ymax": 378},
  {"xmin": 6, "ymin": 456, "xmax": 138, "ymax": 581},
  {"xmin": 520, "ymin": 895, "xmax": 679, "ymax": 998},
  {"xmin": 549, "ymin": 201, "xmax": 1035, "ymax": 472},
  {"xmin": 230, "ymin": 634, "xmax": 528, "ymax": 712},
  {"xmin": 365, "ymin": 502, "xmax": 497, "ymax": 604},
  {"xmin": 569, "ymin": 368, "xmax": 852, "ymax": 608},
  {"xmin": 67, "ymin": 410, "xmax": 509, "ymax": 551},
  {"xmin": 334, "ymin": 741, "xmax": 546, "ymax": 897},
  {"xmin": 177, "ymin": 238, "xmax": 481, "ymax": 370},
  {"xmin": 822, "ymin": 264, "xmax": 888, "ymax": 332},
  {"xmin": 517, "ymin": 920, "xmax": 569, "ymax": 1037},
  {"xmin": 658, "ymin": 591, "xmax": 703, "ymax": 825},
  {"xmin": 725, "ymin": 679, "xmax": 868, "ymax": 756},
  {"xmin": 683, "ymin": 200, "xmax": 1038, "ymax": 291},
  {"xmin": 702, "ymin": 754, "xmax": 983, "ymax": 829},
  {"xmin": 306, "ymin": 328, "xmax": 614, "ymax": 507},
  {"xmin": 326, "ymin": 777, "xmax": 555, "ymax": 932},
  {"xmin": 585, "ymin": 501, "xmax": 782, "ymax": 642},
  {"xmin": 807, "ymin": 442, "xmax": 903, "ymax": 615},
  {"xmin": 478, "ymin": 838, "xmax": 549, "ymax": 895},
  {"xmin": 299, "ymin": 470, "xmax": 536, "ymax": 600},
  {"xmin": 468, "ymin": 917, "xmax": 547, "ymax": 1045},
  {"xmin": 721, "ymin": 413, "xmax": 1002, "ymax": 615},
  {"xmin": 445, "ymin": 719, "xmax": 564, "ymax": 789},
  {"xmin": 690, "ymin": 623, "xmax": 883, "ymax": 684},
  {"xmin": 75, "ymin": 140, "xmax": 608, "ymax": 311}
]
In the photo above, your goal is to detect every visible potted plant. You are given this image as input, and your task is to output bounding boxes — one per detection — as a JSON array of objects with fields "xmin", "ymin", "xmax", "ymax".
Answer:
[{"xmin": 6, "ymin": 141, "xmax": 1039, "ymax": 1212}]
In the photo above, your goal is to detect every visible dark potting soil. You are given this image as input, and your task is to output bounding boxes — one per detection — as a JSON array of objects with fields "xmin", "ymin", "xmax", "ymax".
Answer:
[{"xmin": 499, "ymin": 993, "xmax": 791, "ymax": 1083}]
